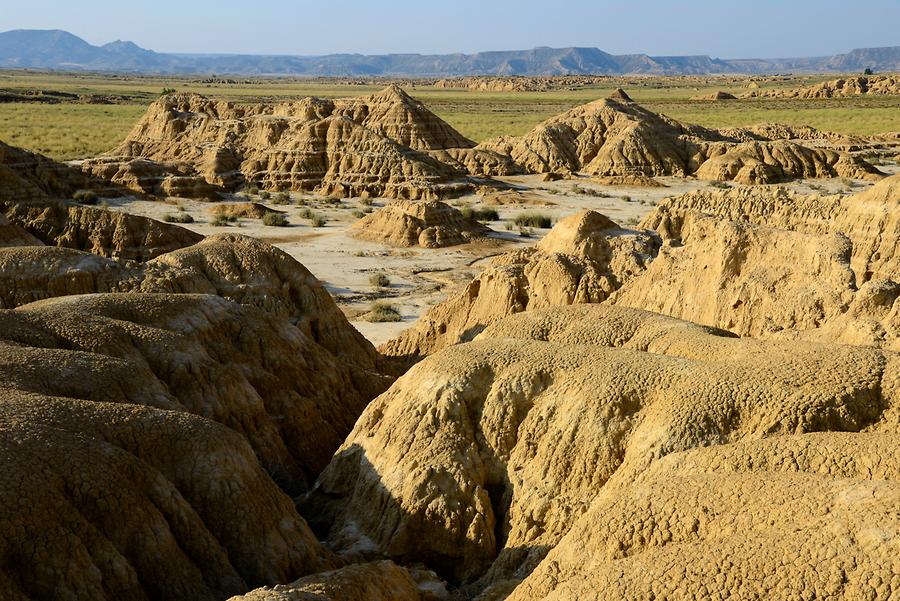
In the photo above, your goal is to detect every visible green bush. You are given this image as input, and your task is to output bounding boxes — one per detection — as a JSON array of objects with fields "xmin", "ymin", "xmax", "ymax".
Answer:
[
  {"xmin": 262, "ymin": 212, "xmax": 289, "ymax": 227},
  {"xmin": 259, "ymin": 190, "xmax": 271, "ymax": 200},
  {"xmin": 246, "ymin": 186, "xmax": 260, "ymax": 196},
  {"xmin": 273, "ymin": 191, "xmax": 291, "ymax": 204},
  {"xmin": 352, "ymin": 210, "xmax": 366, "ymax": 218},
  {"xmin": 164, "ymin": 213, "xmax": 194, "ymax": 224},
  {"xmin": 513, "ymin": 213, "xmax": 552, "ymax": 228},
  {"xmin": 707, "ymin": 180, "xmax": 731, "ymax": 189},
  {"xmin": 365, "ymin": 301, "xmax": 402, "ymax": 323},
  {"xmin": 73, "ymin": 189, "xmax": 99, "ymax": 205},
  {"xmin": 310, "ymin": 214, "xmax": 327, "ymax": 227},
  {"xmin": 369, "ymin": 272, "xmax": 391, "ymax": 287},
  {"xmin": 211, "ymin": 214, "xmax": 232, "ymax": 227}
]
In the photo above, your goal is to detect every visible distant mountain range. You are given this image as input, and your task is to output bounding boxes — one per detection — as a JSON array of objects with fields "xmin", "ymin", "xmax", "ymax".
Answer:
[{"xmin": 1, "ymin": 29, "xmax": 898, "ymax": 77}]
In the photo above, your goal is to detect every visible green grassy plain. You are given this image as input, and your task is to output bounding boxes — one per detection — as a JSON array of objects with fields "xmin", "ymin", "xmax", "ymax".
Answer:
[{"xmin": 1, "ymin": 70, "xmax": 898, "ymax": 160}]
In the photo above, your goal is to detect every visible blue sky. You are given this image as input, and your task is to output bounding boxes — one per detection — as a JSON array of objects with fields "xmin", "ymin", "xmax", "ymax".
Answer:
[{"xmin": 2, "ymin": 0, "xmax": 898, "ymax": 58}]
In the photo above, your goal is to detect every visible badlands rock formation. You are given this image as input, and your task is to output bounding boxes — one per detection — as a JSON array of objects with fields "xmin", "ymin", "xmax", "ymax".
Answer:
[
  {"xmin": 85, "ymin": 86, "xmax": 507, "ymax": 200},
  {"xmin": 477, "ymin": 94, "xmax": 883, "ymax": 184},
  {"xmin": 744, "ymin": 75, "xmax": 900, "ymax": 98},
  {"xmin": 307, "ymin": 304, "xmax": 899, "ymax": 596},
  {"xmin": 0, "ymin": 193, "xmax": 401, "ymax": 598},
  {"xmin": 382, "ymin": 210, "xmax": 659, "ymax": 362},
  {"xmin": 350, "ymin": 200, "xmax": 491, "ymax": 248},
  {"xmin": 616, "ymin": 176, "xmax": 899, "ymax": 349},
  {"xmin": 689, "ymin": 90, "xmax": 737, "ymax": 100}
]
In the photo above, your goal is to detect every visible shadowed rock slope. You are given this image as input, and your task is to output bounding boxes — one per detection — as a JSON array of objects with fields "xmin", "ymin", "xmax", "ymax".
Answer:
[
  {"xmin": 350, "ymin": 200, "xmax": 492, "ymax": 248},
  {"xmin": 83, "ymin": 86, "xmax": 512, "ymax": 200},
  {"xmin": 478, "ymin": 94, "xmax": 883, "ymax": 184},
  {"xmin": 381, "ymin": 210, "xmax": 659, "ymax": 362},
  {"xmin": 0, "ymin": 204, "xmax": 399, "ymax": 598},
  {"xmin": 306, "ymin": 304, "xmax": 899, "ymax": 597}
]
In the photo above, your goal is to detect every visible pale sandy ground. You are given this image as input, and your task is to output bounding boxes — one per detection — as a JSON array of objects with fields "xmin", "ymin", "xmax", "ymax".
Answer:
[{"xmin": 111, "ymin": 169, "xmax": 892, "ymax": 346}]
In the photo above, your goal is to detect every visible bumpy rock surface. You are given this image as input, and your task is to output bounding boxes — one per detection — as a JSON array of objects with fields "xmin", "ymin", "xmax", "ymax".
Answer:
[
  {"xmin": 477, "ymin": 96, "xmax": 883, "ymax": 184},
  {"xmin": 230, "ymin": 561, "xmax": 422, "ymax": 601},
  {"xmin": 85, "ymin": 86, "xmax": 488, "ymax": 200},
  {"xmin": 618, "ymin": 176, "xmax": 899, "ymax": 348},
  {"xmin": 382, "ymin": 211, "xmax": 659, "ymax": 362},
  {"xmin": 744, "ymin": 75, "xmax": 900, "ymax": 98},
  {"xmin": 306, "ymin": 304, "xmax": 899, "ymax": 595},
  {"xmin": 0, "ymin": 391, "xmax": 332, "ymax": 601},
  {"xmin": 350, "ymin": 200, "xmax": 491, "ymax": 248},
  {"xmin": 508, "ymin": 431, "xmax": 900, "ymax": 600}
]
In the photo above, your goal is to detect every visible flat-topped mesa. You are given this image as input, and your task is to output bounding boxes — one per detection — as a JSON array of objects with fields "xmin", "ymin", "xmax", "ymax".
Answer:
[
  {"xmin": 349, "ymin": 200, "xmax": 492, "ymax": 248},
  {"xmin": 477, "ymin": 94, "xmax": 885, "ymax": 184},
  {"xmin": 381, "ymin": 210, "xmax": 660, "ymax": 363},
  {"xmin": 85, "ymin": 87, "xmax": 492, "ymax": 200}
]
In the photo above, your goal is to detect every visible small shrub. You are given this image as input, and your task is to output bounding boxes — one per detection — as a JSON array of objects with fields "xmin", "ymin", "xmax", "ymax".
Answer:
[
  {"xmin": 164, "ymin": 213, "xmax": 194, "ymax": 224},
  {"xmin": 625, "ymin": 216, "xmax": 640, "ymax": 226},
  {"xmin": 299, "ymin": 208, "xmax": 313, "ymax": 219},
  {"xmin": 211, "ymin": 214, "xmax": 231, "ymax": 227},
  {"xmin": 262, "ymin": 212, "xmax": 289, "ymax": 227},
  {"xmin": 572, "ymin": 184, "xmax": 610, "ymax": 198},
  {"xmin": 365, "ymin": 301, "xmax": 401, "ymax": 323},
  {"xmin": 467, "ymin": 207, "xmax": 499, "ymax": 221},
  {"xmin": 259, "ymin": 190, "xmax": 271, "ymax": 200},
  {"xmin": 310, "ymin": 214, "xmax": 327, "ymax": 227},
  {"xmin": 519, "ymin": 227, "xmax": 533, "ymax": 238},
  {"xmin": 708, "ymin": 181, "xmax": 731, "ymax": 189},
  {"xmin": 513, "ymin": 213, "xmax": 552, "ymax": 228},
  {"xmin": 246, "ymin": 186, "xmax": 260, "ymax": 196},
  {"xmin": 369, "ymin": 272, "xmax": 391, "ymax": 287},
  {"xmin": 359, "ymin": 197, "xmax": 374, "ymax": 207},
  {"xmin": 354, "ymin": 250, "xmax": 367, "ymax": 257},
  {"xmin": 620, "ymin": 195, "xmax": 633, "ymax": 203},
  {"xmin": 160, "ymin": 87, "xmax": 177, "ymax": 96},
  {"xmin": 73, "ymin": 189, "xmax": 98, "ymax": 205},
  {"xmin": 352, "ymin": 210, "xmax": 366, "ymax": 218},
  {"xmin": 273, "ymin": 191, "xmax": 291, "ymax": 204}
]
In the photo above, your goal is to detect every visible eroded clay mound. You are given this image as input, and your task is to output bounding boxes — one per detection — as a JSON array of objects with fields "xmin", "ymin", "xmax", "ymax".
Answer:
[
  {"xmin": 350, "ymin": 200, "xmax": 491, "ymax": 248},
  {"xmin": 744, "ymin": 75, "xmax": 900, "ymax": 99},
  {"xmin": 690, "ymin": 90, "xmax": 737, "ymax": 100},
  {"xmin": 3, "ymin": 200, "xmax": 202, "ymax": 261},
  {"xmin": 0, "ymin": 392, "xmax": 331, "ymax": 601},
  {"xmin": 231, "ymin": 561, "xmax": 422, "ymax": 601},
  {"xmin": 507, "ymin": 432, "xmax": 900, "ymax": 600},
  {"xmin": 88, "ymin": 86, "xmax": 486, "ymax": 200},
  {"xmin": 305, "ymin": 304, "xmax": 898, "ymax": 593},
  {"xmin": 477, "ymin": 95, "xmax": 883, "ymax": 184},
  {"xmin": 381, "ymin": 210, "xmax": 659, "ymax": 362},
  {"xmin": 619, "ymin": 177, "xmax": 900, "ymax": 348},
  {"xmin": 0, "ymin": 139, "xmax": 120, "ymax": 204}
]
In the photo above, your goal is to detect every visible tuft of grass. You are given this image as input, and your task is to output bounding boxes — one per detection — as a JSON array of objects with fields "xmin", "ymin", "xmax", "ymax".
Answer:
[
  {"xmin": 164, "ymin": 213, "xmax": 194, "ymax": 224},
  {"xmin": 262, "ymin": 211, "xmax": 289, "ymax": 226},
  {"xmin": 572, "ymin": 184, "xmax": 611, "ymax": 197},
  {"xmin": 73, "ymin": 189, "xmax": 99, "ymax": 205},
  {"xmin": 369, "ymin": 272, "xmax": 391, "ymax": 287},
  {"xmin": 513, "ymin": 213, "xmax": 552, "ymax": 228},
  {"xmin": 461, "ymin": 206, "xmax": 499, "ymax": 221},
  {"xmin": 365, "ymin": 301, "xmax": 402, "ymax": 323}
]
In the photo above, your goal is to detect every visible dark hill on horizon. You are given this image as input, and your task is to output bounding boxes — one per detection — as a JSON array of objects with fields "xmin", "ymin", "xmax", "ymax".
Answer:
[{"xmin": 1, "ymin": 29, "xmax": 898, "ymax": 76}]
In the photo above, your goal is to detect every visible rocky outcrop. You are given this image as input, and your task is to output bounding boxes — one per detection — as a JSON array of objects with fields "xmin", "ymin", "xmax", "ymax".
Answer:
[
  {"xmin": 743, "ymin": 75, "xmax": 900, "ymax": 98},
  {"xmin": 477, "ymin": 96, "xmax": 884, "ymax": 184},
  {"xmin": 0, "ymin": 139, "xmax": 122, "ymax": 203},
  {"xmin": 2, "ymin": 200, "xmax": 203, "ymax": 261},
  {"xmin": 690, "ymin": 90, "xmax": 737, "ymax": 100},
  {"xmin": 87, "ymin": 87, "xmax": 491, "ymax": 200},
  {"xmin": 611, "ymin": 176, "xmax": 900, "ymax": 348},
  {"xmin": 695, "ymin": 140, "xmax": 883, "ymax": 184},
  {"xmin": 231, "ymin": 561, "xmax": 424, "ymax": 601},
  {"xmin": 381, "ymin": 211, "xmax": 659, "ymax": 362},
  {"xmin": 0, "ymin": 390, "xmax": 333, "ymax": 601},
  {"xmin": 306, "ymin": 304, "xmax": 899, "ymax": 594},
  {"xmin": 0, "ymin": 213, "xmax": 42, "ymax": 246},
  {"xmin": 508, "ymin": 431, "xmax": 900, "ymax": 600},
  {"xmin": 350, "ymin": 200, "xmax": 491, "ymax": 248}
]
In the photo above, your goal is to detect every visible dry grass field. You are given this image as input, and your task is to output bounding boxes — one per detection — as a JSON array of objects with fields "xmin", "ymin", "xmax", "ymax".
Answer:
[{"xmin": 1, "ymin": 70, "xmax": 899, "ymax": 160}]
